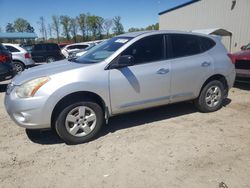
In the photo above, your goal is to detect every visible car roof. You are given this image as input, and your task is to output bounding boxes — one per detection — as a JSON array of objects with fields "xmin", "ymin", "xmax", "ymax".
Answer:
[
  {"xmin": 3, "ymin": 43, "xmax": 27, "ymax": 52},
  {"xmin": 118, "ymin": 30, "xmax": 215, "ymax": 39}
]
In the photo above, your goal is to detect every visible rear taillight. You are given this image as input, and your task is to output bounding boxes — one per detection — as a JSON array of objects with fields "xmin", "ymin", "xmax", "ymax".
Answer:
[
  {"xmin": 0, "ymin": 54, "xmax": 10, "ymax": 63},
  {"xmin": 228, "ymin": 53, "xmax": 236, "ymax": 64},
  {"xmin": 24, "ymin": 53, "xmax": 31, "ymax": 59}
]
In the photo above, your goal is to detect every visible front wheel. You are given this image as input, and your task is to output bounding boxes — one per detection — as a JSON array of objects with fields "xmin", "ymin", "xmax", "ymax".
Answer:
[
  {"xmin": 195, "ymin": 80, "xmax": 226, "ymax": 112},
  {"xmin": 55, "ymin": 101, "xmax": 104, "ymax": 144}
]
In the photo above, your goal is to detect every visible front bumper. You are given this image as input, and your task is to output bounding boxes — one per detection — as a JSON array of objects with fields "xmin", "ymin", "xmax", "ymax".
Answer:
[{"xmin": 4, "ymin": 86, "xmax": 51, "ymax": 129}]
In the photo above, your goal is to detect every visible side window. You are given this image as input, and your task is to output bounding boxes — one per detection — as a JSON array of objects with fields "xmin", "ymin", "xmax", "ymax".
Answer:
[
  {"xmin": 199, "ymin": 37, "xmax": 216, "ymax": 52},
  {"xmin": 170, "ymin": 34, "xmax": 201, "ymax": 58},
  {"xmin": 5, "ymin": 45, "xmax": 20, "ymax": 53},
  {"xmin": 34, "ymin": 44, "xmax": 44, "ymax": 51},
  {"xmin": 121, "ymin": 35, "xmax": 164, "ymax": 64},
  {"xmin": 46, "ymin": 44, "xmax": 59, "ymax": 51}
]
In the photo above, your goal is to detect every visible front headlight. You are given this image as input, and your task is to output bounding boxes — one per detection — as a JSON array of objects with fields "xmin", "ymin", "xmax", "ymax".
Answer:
[{"xmin": 16, "ymin": 77, "xmax": 50, "ymax": 98}]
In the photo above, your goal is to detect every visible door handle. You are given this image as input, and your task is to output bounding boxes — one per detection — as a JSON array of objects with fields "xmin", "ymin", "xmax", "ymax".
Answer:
[
  {"xmin": 201, "ymin": 61, "xmax": 211, "ymax": 67},
  {"xmin": 156, "ymin": 68, "xmax": 169, "ymax": 74}
]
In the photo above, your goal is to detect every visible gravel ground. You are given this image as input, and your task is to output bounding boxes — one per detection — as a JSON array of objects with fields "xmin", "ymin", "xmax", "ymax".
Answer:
[{"xmin": 0, "ymin": 82, "xmax": 250, "ymax": 188}]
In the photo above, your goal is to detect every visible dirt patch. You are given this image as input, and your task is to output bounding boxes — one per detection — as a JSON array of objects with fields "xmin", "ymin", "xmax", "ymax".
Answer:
[{"xmin": 0, "ymin": 82, "xmax": 250, "ymax": 188}]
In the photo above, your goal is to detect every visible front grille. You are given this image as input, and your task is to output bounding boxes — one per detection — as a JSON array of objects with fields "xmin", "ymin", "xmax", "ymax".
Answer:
[{"xmin": 235, "ymin": 60, "xmax": 250, "ymax": 70}]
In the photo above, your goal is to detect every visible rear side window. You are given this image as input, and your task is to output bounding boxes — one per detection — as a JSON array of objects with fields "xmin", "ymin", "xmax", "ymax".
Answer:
[
  {"xmin": 199, "ymin": 37, "xmax": 216, "ymax": 52},
  {"xmin": 121, "ymin": 35, "xmax": 164, "ymax": 64},
  {"xmin": 5, "ymin": 45, "xmax": 20, "ymax": 53},
  {"xmin": 33, "ymin": 44, "xmax": 44, "ymax": 51},
  {"xmin": 170, "ymin": 34, "xmax": 201, "ymax": 58}
]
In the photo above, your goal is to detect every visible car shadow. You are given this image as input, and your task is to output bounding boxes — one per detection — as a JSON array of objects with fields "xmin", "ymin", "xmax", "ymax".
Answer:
[
  {"xmin": 26, "ymin": 99, "xmax": 231, "ymax": 145},
  {"xmin": 25, "ymin": 129, "xmax": 63, "ymax": 145},
  {"xmin": 0, "ymin": 84, "xmax": 7, "ymax": 93},
  {"xmin": 234, "ymin": 81, "xmax": 250, "ymax": 91}
]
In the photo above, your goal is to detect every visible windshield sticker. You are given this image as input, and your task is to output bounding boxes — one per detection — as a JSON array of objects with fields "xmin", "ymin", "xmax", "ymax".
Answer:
[{"xmin": 115, "ymin": 39, "xmax": 129, "ymax": 43}]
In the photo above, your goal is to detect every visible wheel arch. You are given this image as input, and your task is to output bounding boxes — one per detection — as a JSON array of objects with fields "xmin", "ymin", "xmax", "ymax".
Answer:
[
  {"xmin": 13, "ymin": 59, "xmax": 25, "ymax": 66},
  {"xmin": 199, "ymin": 74, "xmax": 229, "ymax": 97},
  {"xmin": 51, "ymin": 91, "xmax": 108, "ymax": 130}
]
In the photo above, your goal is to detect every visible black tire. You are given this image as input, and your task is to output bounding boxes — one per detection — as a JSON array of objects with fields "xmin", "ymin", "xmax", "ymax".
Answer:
[
  {"xmin": 194, "ymin": 80, "xmax": 225, "ymax": 113},
  {"xmin": 55, "ymin": 100, "xmax": 104, "ymax": 144},
  {"xmin": 13, "ymin": 61, "xmax": 24, "ymax": 73},
  {"xmin": 47, "ymin": 57, "xmax": 56, "ymax": 63}
]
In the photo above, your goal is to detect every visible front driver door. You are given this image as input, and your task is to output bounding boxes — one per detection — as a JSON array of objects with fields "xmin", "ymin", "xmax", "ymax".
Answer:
[{"xmin": 109, "ymin": 34, "xmax": 171, "ymax": 115}]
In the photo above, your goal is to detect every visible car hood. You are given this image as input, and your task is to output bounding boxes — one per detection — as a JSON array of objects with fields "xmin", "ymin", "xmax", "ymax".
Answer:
[
  {"xmin": 232, "ymin": 50, "xmax": 250, "ymax": 60},
  {"xmin": 12, "ymin": 59, "xmax": 89, "ymax": 85}
]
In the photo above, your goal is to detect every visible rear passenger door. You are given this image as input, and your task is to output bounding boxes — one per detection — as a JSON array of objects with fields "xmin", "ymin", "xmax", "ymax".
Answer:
[{"xmin": 169, "ymin": 34, "xmax": 214, "ymax": 102}]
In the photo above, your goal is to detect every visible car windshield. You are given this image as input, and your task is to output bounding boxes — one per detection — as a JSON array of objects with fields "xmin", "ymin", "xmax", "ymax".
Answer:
[{"xmin": 74, "ymin": 37, "xmax": 132, "ymax": 64}]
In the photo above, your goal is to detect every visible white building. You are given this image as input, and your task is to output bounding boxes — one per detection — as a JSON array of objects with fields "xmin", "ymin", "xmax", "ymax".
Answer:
[{"xmin": 159, "ymin": 0, "xmax": 250, "ymax": 52}]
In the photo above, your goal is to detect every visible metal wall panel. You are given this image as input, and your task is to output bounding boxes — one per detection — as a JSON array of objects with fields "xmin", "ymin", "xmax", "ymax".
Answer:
[{"xmin": 159, "ymin": 0, "xmax": 250, "ymax": 52}]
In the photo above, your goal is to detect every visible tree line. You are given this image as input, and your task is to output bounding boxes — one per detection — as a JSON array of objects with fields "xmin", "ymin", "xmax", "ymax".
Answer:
[{"xmin": 1, "ymin": 14, "xmax": 159, "ymax": 43}]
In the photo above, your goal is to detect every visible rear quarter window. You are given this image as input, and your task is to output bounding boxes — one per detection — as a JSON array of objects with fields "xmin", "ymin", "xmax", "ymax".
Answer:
[
  {"xmin": 199, "ymin": 37, "xmax": 216, "ymax": 52},
  {"xmin": 170, "ymin": 34, "xmax": 202, "ymax": 58}
]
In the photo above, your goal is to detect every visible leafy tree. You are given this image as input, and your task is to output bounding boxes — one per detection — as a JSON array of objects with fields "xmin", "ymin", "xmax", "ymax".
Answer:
[
  {"xmin": 5, "ymin": 23, "xmax": 15, "ymax": 32},
  {"xmin": 60, "ymin": 15, "xmax": 71, "ymax": 41},
  {"xmin": 13, "ymin": 18, "xmax": 30, "ymax": 32},
  {"xmin": 70, "ymin": 18, "xmax": 78, "ymax": 43},
  {"xmin": 26, "ymin": 23, "xmax": 35, "ymax": 33},
  {"xmin": 103, "ymin": 19, "xmax": 113, "ymax": 37},
  {"xmin": 113, "ymin": 16, "xmax": 124, "ymax": 35},
  {"xmin": 85, "ymin": 13, "xmax": 91, "ymax": 40},
  {"xmin": 87, "ymin": 15, "xmax": 99, "ymax": 39},
  {"xmin": 77, "ymin": 13, "xmax": 86, "ymax": 41},
  {"xmin": 52, "ymin": 15, "xmax": 61, "ymax": 43}
]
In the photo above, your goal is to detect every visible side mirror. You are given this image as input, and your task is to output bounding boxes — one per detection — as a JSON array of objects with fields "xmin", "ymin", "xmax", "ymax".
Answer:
[
  {"xmin": 110, "ymin": 55, "xmax": 135, "ymax": 69},
  {"xmin": 241, "ymin": 45, "xmax": 246, "ymax": 50}
]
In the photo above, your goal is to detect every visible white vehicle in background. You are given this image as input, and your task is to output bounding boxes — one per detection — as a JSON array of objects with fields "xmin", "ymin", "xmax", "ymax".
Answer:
[
  {"xmin": 61, "ymin": 42, "xmax": 92, "ymax": 58},
  {"xmin": 68, "ymin": 44, "xmax": 97, "ymax": 60},
  {"xmin": 62, "ymin": 40, "xmax": 106, "ymax": 58},
  {"xmin": 3, "ymin": 43, "xmax": 35, "ymax": 73}
]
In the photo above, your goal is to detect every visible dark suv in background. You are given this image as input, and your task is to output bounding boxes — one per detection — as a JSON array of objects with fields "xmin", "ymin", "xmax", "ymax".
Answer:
[
  {"xmin": 0, "ymin": 44, "xmax": 15, "ymax": 82},
  {"xmin": 31, "ymin": 43, "xmax": 65, "ymax": 63}
]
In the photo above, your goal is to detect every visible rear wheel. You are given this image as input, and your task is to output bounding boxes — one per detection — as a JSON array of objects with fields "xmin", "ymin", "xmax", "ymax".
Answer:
[
  {"xmin": 13, "ymin": 61, "xmax": 24, "ymax": 73},
  {"xmin": 195, "ymin": 80, "xmax": 225, "ymax": 112},
  {"xmin": 47, "ymin": 57, "xmax": 56, "ymax": 63},
  {"xmin": 55, "ymin": 100, "xmax": 104, "ymax": 144}
]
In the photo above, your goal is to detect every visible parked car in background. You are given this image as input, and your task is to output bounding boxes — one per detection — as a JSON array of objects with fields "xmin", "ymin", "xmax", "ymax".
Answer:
[
  {"xmin": 240, "ymin": 43, "xmax": 250, "ymax": 51},
  {"xmin": 0, "ymin": 44, "xmax": 15, "ymax": 81},
  {"xmin": 61, "ymin": 42, "xmax": 92, "ymax": 58},
  {"xmin": 3, "ymin": 43, "xmax": 35, "ymax": 73},
  {"xmin": 20, "ymin": 44, "xmax": 33, "ymax": 53},
  {"xmin": 5, "ymin": 31, "xmax": 235, "ymax": 144},
  {"xmin": 230, "ymin": 50, "xmax": 250, "ymax": 78},
  {"xmin": 31, "ymin": 43, "xmax": 64, "ymax": 63},
  {"xmin": 68, "ymin": 44, "xmax": 97, "ymax": 60},
  {"xmin": 58, "ymin": 43, "xmax": 71, "ymax": 49},
  {"xmin": 62, "ymin": 40, "xmax": 106, "ymax": 58}
]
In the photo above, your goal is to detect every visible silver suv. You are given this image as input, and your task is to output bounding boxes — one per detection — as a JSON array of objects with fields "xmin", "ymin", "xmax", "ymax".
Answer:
[{"xmin": 5, "ymin": 31, "xmax": 236, "ymax": 144}]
